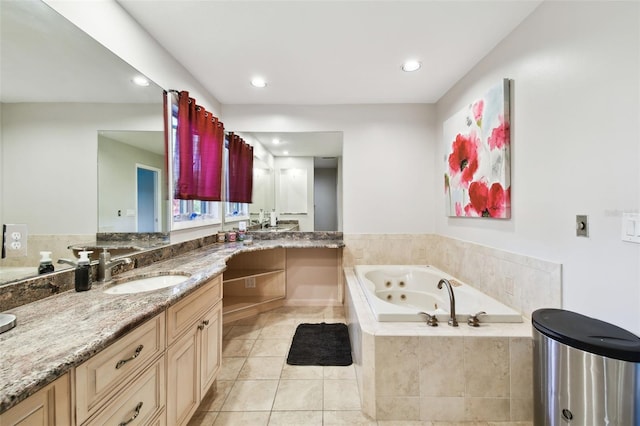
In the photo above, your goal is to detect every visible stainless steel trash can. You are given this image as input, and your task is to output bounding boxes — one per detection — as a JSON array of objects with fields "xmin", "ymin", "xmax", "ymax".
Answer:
[{"xmin": 532, "ymin": 309, "xmax": 640, "ymax": 425}]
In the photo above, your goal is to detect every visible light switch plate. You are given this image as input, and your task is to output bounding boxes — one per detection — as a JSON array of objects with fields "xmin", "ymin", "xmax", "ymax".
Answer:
[
  {"xmin": 2, "ymin": 224, "xmax": 28, "ymax": 258},
  {"xmin": 622, "ymin": 213, "xmax": 640, "ymax": 244}
]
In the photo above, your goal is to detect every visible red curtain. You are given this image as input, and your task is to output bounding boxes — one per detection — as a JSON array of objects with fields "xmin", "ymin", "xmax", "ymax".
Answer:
[
  {"xmin": 174, "ymin": 91, "xmax": 224, "ymax": 200},
  {"xmin": 197, "ymin": 114, "xmax": 224, "ymax": 200},
  {"xmin": 227, "ymin": 132, "xmax": 254, "ymax": 203}
]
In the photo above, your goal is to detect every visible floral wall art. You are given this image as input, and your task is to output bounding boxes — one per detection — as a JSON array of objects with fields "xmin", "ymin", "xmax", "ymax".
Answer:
[{"xmin": 444, "ymin": 79, "xmax": 511, "ymax": 218}]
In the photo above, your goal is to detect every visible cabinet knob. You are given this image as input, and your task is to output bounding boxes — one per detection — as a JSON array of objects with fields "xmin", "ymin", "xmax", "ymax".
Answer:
[{"xmin": 198, "ymin": 319, "xmax": 210, "ymax": 330}]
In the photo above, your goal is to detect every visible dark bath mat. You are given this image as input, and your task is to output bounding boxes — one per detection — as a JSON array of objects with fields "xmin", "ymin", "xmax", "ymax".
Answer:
[{"xmin": 287, "ymin": 322, "xmax": 353, "ymax": 366}]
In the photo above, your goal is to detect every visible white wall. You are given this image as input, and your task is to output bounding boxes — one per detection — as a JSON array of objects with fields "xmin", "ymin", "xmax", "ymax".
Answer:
[
  {"xmin": 222, "ymin": 104, "xmax": 437, "ymax": 234},
  {"xmin": 435, "ymin": 1, "xmax": 640, "ymax": 333},
  {"xmin": 1, "ymin": 103, "xmax": 162, "ymax": 234}
]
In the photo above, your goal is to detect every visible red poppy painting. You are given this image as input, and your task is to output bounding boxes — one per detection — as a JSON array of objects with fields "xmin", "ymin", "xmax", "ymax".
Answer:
[{"xmin": 444, "ymin": 79, "xmax": 511, "ymax": 218}]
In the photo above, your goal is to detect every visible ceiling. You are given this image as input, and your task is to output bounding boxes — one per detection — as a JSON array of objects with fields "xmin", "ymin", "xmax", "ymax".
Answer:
[
  {"xmin": 1, "ymin": 0, "xmax": 542, "ymax": 158},
  {"xmin": 117, "ymin": 0, "xmax": 542, "ymax": 105}
]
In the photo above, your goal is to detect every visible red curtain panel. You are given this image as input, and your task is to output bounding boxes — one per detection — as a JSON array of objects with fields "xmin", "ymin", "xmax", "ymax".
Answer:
[
  {"xmin": 175, "ymin": 91, "xmax": 197, "ymax": 199},
  {"xmin": 174, "ymin": 91, "xmax": 224, "ymax": 201},
  {"xmin": 228, "ymin": 133, "xmax": 254, "ymax": 203}
]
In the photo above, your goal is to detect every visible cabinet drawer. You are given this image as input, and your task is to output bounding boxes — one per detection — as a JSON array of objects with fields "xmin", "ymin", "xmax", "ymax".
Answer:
[
  {"xmin": 76, "ymin": 313, "xmax": 165, "ymax": 424},
  {"xmin": 85, "ymin": 356, "xmax": 165, "ymax": 426},
  {"xmin": 166, "ymin": 276, "xmax": 222, "ymax": 345}
]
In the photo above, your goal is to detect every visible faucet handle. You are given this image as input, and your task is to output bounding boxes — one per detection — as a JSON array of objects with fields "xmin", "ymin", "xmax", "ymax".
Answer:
[
  {"xmin": 419, "ymin": 312, "xmax": 439, "ymax": 327},
  {"xmin": 467, "ymin": 311, "xmax": 486, "ymax": 327}
]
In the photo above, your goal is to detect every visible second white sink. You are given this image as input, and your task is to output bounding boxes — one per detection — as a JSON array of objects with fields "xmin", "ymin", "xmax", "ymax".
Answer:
[{"xmin": 103, "ymin": 274, "xmax": 189, "ymax": 295}]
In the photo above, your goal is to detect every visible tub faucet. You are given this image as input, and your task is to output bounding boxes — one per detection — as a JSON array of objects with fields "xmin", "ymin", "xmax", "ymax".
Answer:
[
  {"xmin": 97, "ymin": 249, "xmax": 132, "ymax": 282},
  {"xmin": 437, "ymin": 278, "xmax": 458, "ymax": 327}
]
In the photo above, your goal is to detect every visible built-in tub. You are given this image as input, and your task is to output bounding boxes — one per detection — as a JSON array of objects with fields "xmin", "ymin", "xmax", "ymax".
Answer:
[{"xmin": 354, "ymin": 264, "xmax": 522, "ymax": 323}]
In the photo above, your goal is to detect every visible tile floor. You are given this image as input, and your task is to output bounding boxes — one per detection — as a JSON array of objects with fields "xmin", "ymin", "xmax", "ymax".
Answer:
[{"xmin": 187, "ymin": 306, "xmax": 533, "ymax": 426}]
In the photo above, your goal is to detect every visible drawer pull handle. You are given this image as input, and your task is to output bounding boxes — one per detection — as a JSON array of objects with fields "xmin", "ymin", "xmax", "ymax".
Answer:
[
  {"xmin": 115, "ymin": 344, "xmax": 144, "ymax": 369},
  {"xmin": 198, "ymin": 319, "xmax": 210, "ymax": 330},
  {"xmin": 119, "ymin": 401, "xmax": 143, "ymax": 426}
]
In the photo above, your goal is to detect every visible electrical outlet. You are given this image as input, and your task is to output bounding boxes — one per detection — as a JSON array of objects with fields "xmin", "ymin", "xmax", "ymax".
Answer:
[
  {"xmin": 245, "ymin": 277, "xmax": 256, "ymax": 288},
  {"xmin": 576, "ymin": 215, "xmax": 589, "ymax": 237},
  {"xmin": 2, "ymin": 224, "xmax": 28, "ymax": 258}
]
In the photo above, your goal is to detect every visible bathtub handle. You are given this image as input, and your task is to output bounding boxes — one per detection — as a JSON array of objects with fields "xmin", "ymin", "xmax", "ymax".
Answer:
[
  {"xmin": 418, "ymin": 312, "xmax": 439, "ymax": 327},
  {"xmin": 467, "ymin": 311, "xmax": 486, "ymax": 327}
]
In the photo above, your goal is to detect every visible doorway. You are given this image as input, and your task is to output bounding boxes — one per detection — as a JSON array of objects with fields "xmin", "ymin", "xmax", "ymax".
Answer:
[
  {"xmin": 314, "ymin": 167, "xmax": 338, "ymax": 231},
  {"xmin": 136, "ymin": 165, "xmax": 161, "ymax": 232}
]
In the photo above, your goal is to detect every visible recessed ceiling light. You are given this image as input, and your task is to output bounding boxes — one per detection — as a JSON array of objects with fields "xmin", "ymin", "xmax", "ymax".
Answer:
[
  {"xmin": 272, "ymin": 138, "xmax": 280, "ymax": 145},
  {"xmin": 283, "ymin": 150, "xmax": 289, "ymax": 155},
  {"xmin": 250, "ymin": 77, "xmax": 267, "ymax": 88},
  {"xmin": 132, "ymin": 75, "xmax": 150, "ymax": 86},
  {"xmin": 401, "ymin": 60, "xmax": 421, "ymax": 72}
]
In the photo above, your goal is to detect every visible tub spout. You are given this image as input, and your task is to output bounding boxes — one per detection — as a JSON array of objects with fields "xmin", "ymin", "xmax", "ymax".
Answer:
[{"xmin": 437, "ymin": 279, "xmax": 458, "ymax": 327}]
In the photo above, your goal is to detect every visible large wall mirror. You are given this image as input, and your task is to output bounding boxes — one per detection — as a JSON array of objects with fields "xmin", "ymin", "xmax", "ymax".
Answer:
[
  {"xmin": 0, "ymin": 0, "xmax": 164, "ymax": 285},
  {"xmin": 236, "ymin": 131, "xmax": 343, "ymax": 233}
]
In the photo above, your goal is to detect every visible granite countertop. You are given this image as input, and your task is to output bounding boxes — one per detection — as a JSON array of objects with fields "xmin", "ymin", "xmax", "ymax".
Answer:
[{"xmin": 0, "ymin": 237, "xmax": 343, "ymax": 413}]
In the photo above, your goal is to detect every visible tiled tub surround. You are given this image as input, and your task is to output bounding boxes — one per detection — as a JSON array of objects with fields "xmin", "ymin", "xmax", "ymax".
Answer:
[
  {"xmin": 344, "ymin": 268, "xmax": 533, "ymax": 422},
  {"xmin": 343, "ymin": 234, "xmax": 562, "ymax": 319},
  {"xmin": 0, "ymin": 234, "xmax": 343, "ymax": 414}
]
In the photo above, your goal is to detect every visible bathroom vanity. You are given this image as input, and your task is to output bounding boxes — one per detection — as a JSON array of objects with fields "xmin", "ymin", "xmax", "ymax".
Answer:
[{"xmin": 0, "ymin": 234, "xmax": 343, "ymax": 425}]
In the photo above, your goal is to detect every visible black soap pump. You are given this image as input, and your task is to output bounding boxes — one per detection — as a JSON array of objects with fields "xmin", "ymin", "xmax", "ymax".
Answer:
[
  {"xmin": 75, "ymin": 250, "xmax": 93, "ymax": 292},
  {"xmin": 38, "ymin": 251, "xmax": 54, "ymax": 274}
]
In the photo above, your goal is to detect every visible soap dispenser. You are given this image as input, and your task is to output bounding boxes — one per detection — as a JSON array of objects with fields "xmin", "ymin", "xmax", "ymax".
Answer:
[
  {"xmin": 38, "ymin": 251, "xmax": 54, "ymax": 274},
  {"xmin": 75, "ymin": 250, "xmax": 93, "ymax": 292}
]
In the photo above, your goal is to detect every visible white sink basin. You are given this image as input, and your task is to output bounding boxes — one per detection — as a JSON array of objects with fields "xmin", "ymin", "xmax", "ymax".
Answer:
[{"xmin": 104, "ymin": 274, "xmax": 189, "ymax": 294}]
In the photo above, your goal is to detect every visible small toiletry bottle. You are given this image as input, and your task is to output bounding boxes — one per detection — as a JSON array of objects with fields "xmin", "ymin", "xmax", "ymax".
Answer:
[
  {"xmin": 75, "ymin": 250, "xmax": 93, "ymax": 292},
  {"xmin": 270, "ymin": 209, "xmax": 277, "ymax": 227},
  {"xmin": 38, "ymin": 251, "xmax": 54, "ymax": 274}
]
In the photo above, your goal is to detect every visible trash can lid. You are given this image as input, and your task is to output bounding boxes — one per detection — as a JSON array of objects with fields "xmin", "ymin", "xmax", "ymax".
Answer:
[{"xmin": 532, "ymin": 308, "xmax": 640, "ymax": 363}]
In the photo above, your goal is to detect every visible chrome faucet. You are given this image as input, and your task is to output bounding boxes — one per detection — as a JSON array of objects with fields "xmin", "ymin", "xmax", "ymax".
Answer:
[
  {"xmin": 57, "ymin": 258, "xmax": 78, "ymax": 267},
  {"xmin": 97, "ymin": 249, "xmax": 132, "ymax": 282},
  {"xmin": 437, "ymin": 278, "xmax": 458, "ymax": 327}
]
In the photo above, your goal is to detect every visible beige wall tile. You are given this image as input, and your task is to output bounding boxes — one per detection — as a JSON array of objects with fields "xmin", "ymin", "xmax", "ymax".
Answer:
[
  {"xmin": 376, "ymin": 396, "xmax": 421, "ymax": 421},
  {"xmin": 510, "ymin": 398, "xmax": 533, "ymax": 422},
  {"xmin": 465, "ymin": 398, "xmax": 510, "ymax": 421},
  {"xmin": 420, "ymin": 397, "xmax": 466, "ymax": 422},
  {"xmin": 375, "ymin": 335, "xmax": 420, "ymax": 396},
  {"xmin": 510, "ymin": 338, "xmax": 533, "ymax": 399},
  {"xmin": 419, "ymin": 336, "xmax": 465, "ymax": 397},
  {"xmin": 464, "ymin": 337, "xmax": 509, "ymax": 397}
]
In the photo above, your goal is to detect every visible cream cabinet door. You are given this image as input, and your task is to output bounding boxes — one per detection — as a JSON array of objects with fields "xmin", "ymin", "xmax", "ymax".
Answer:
[
  {"xmin": 199, "ymin": 301, "xmax": 222, "ymax": 397},
  {"xmin": 0, "ymin": 374, "xmax": 70, "ymax": 426},
  {"xmin": 166, "ymin": 325, "xmax": 199, "ymax": 426}
]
